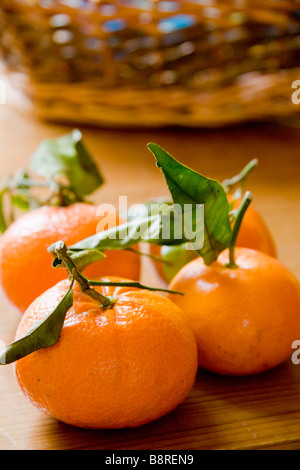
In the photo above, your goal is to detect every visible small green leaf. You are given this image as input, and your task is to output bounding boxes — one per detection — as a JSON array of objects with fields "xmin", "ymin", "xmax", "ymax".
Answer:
[
  {"xmin": 30, "ymin": 129, "xmax": 104, "ymax": 199},
  {"xmin": 0, "ymin": 284, "xmax": 73, "ymax": 365},
  {"xmin": 160, "ymin": 244, "xmax": 197, "ymax": 283},
  {"xmin": 68, "ymin": 249, "xmax": 106, "ymax": 271},
  {"xmin": 147, "ymin": 143, "xmax": 232, "ymax": 265},
  {"xmin": 50, "ymin": 248, "xmax": 106, "ymax": 272}
]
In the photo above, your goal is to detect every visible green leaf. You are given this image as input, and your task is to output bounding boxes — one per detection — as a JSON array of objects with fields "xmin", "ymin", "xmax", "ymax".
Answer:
[
  {"xmin": 30, "ymin": 129, "xmax": 104, "ymax": 199},
  {"xmin": 147, "ymin": 143, "xmax": 232, "ymax": 265},
  {"xmin": 68, "ymin": 249, "xmax": 106, "ymax": 271},
  {"xmin": 48, "ymin": 209, "xmax": 189, "ymax": 276},
  {"xmin": 159, "ymin": 244, "xmax": 197, "ymax": 283},
  {"xmin": 68, "ymin": 209, "xmax": 189, "ymax": 253},
  {"xmin": 50, "ymin": 248, "xmax": 106, "ymax": 272},
  {"xmin": 0, "ymin": 284, "xmax": 73, "ymax": 365},
  {"xmin": 49, "ymin": 200, "xmax": 203, "ymax": 269},
  {"xmin": 151, "ymin": 199, "xmax": 204, "ymax": 253},
  {"xmin": 11, "ymin": 193, "xmax": 31, "ymax": 211}
]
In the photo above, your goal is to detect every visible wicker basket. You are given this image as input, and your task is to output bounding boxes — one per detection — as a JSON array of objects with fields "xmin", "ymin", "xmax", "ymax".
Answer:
[{"xmin": 0, "ymin": 0, "xmax": 300, "ymax": 128}]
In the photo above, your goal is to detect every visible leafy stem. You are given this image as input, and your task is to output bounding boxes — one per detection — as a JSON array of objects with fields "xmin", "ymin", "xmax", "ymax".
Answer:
[
  {"xmin": 0, "ymin": 283, "xmax": 74, "ymax": 365},
  {"xmin": 0, "ymin": 130, "xmax": 104, "ymax": 233},
  {"xmin": 52, "ymin": 241, "xmax": 184, "ymax": 298},
  {"xmin": 53, "ymin": 241, "xmax": 116, "ymax": 309},
  {"xmin": 227, "ymin": 191, "xmax": 253, "ymax": 268},
  {"xmin": 0, "ymin": 176, "xmax": 84, "ymax": 234},
  {"xmin": 146, "ymin": 143, "xmax": 257, "ymax": 269},
  {"xmin": 147, "ymin": 142, "xmax": 232, "ymax": 266}
]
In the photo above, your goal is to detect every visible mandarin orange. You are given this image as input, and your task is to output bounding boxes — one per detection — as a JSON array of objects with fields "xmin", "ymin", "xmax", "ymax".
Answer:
[
  {"xmin": 14, "ymin": 277, "xmax": 198, "ymax": 429},
  {"xmin": 168, "ymin": 247, "xmax": 300, "ymax": 376},
  {"xmin": 0, "ymin": 203, "xmax": 140, "ymax": 313}
]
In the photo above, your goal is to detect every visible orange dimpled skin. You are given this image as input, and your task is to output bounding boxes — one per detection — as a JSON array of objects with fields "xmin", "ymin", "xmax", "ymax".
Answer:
[
  {"xmin": 15, "ymin": 278, "xmax": 198, "ymax": 429},
  {"xmin": 168, "ymin": 248, "xmax": 300, "ymax": 376},
  {"xmin": 0, "ymin": 203, "xmax": 140, "ymax": 313}
]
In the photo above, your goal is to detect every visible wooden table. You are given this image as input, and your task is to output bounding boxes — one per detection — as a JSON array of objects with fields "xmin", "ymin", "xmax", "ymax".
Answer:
[{"xmin": 0, "ymin": 104, "xmax": 300, "ymax": 450}]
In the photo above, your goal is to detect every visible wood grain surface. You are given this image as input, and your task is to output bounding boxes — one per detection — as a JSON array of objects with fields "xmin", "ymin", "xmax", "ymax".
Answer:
[{"xmin": 0, "ymin": 105, "xmax": 300, "ymax": 450}]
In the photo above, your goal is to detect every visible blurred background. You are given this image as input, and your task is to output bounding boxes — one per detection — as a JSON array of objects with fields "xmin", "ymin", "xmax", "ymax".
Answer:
[{"xmin": 1, "ymin": 0, "xmax": 300, "ymax": 127}]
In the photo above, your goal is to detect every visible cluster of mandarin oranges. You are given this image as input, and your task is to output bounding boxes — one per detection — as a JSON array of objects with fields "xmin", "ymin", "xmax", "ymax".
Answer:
[{"xmin": 0, "ymin": 136, "xmax": 299, "ymax": 430}]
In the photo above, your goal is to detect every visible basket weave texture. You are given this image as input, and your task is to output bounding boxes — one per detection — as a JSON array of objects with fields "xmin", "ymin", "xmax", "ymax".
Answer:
[{"xmin": 0, "ymin": 0, "xmax": 300, "ymax": 127}]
